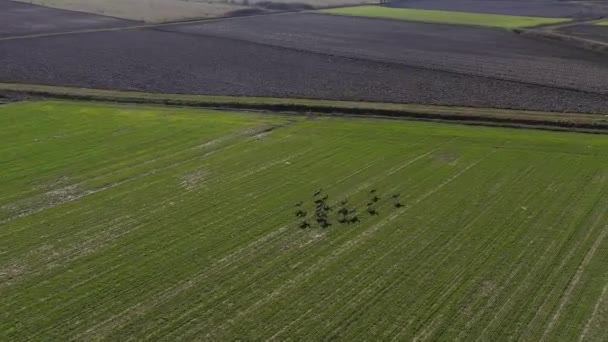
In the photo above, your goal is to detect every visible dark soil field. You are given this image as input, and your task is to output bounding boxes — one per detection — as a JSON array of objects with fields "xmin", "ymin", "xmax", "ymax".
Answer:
[
  {"xmin": 164, "ymin": 13, "xmax": 608, "ymax": 95},
  {"xmin": 557, "ymin": 23, "xmax": 608, "ymax": 44},
  {"xmin": 387, "ymin": 0, "xmax": 608, "ymax": 18},
  {"xmin": 1, "ymin": 11, "xmax": 607, "ymax": 113},
  {"xmin": 0, "ymin": 0, "xmax": 135, "ymax": 38}
]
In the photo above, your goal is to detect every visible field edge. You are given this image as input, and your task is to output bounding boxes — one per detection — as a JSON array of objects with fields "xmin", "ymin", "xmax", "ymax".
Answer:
[
  {"xmin": 1, "ymin": 82, "xmax": 608, "ymax": 134},
  {"xmin": 318, "ymin": 6, "xmax": 571, "ymax": 29}
]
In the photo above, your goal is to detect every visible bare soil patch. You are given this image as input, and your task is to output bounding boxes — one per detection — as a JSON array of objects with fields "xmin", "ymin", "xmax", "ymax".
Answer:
[{"xmin": 179, "ymin": 170, "xmax": 208, "ymax": 191}]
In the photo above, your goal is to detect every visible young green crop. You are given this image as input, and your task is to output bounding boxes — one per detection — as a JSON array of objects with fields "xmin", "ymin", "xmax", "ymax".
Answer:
[
  {"xmin": 320, "ymin": 6, "xmax": 571, "ymax": 29},
  {"xmin": 2, "ymin": 101, "xmax": 608, "ymax": 340}
]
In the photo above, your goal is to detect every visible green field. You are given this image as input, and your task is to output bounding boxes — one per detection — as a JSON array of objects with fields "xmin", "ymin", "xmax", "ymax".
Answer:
[
  {"xmin": 320, "ymin": 6, "xmax": 570, "ymax": 29},
  {"xmin": 597, "ymin": 21, "xmax": 608, "ymax": 26},
  {"xmin": 2, "ymin": 101, "xmax": 608, "ymax": 340}
]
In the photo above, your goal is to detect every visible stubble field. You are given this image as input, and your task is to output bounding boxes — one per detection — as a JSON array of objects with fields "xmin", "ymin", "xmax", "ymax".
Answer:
[{"xmin": 2, "ymin": 101, "xmax": 608, "ymax": 340}]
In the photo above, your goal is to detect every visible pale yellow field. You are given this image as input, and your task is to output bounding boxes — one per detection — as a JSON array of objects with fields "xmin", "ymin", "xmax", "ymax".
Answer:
[{"xmin": 16, "ymin": 0, "xmax": 372, "ymax": 22}]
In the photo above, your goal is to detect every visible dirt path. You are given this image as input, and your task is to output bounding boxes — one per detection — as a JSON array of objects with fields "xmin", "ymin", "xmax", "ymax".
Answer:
[{"xmin": 519, "ymin": 18, "xmax": 608, "ymax": 53}]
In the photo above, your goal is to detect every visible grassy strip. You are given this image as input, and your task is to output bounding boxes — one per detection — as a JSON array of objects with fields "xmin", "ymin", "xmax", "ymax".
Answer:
[
  {"xmin": 319, "ymin": 6, "xmax": 570, "ymax": 29},
  {"xmin": 596, "ymin": 21, "xmax": 608, "ymax": 26},
  {"xmin": 1, "ymin": 82, "xmax": 607, "ymax": 132}
]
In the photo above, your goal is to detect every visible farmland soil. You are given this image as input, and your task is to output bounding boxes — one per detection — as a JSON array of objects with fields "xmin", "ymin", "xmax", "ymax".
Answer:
[
  {"xmin": 162, "ymin": 13, "xmax": 608, "ymax": 95},
  {"xmin": 0, "ymin": 0, "xmax": 136, "ymax": 38},
  {"xmin": 1, "ymin": 26, "xmax": 608, "ymax": 113},
  {"xmin": 556, "ymin": 24, "xmax": 608, "ymax": 44},
  {"xmin": 1, "ymin": 11, "xmax": 608, "ymax": 113}
]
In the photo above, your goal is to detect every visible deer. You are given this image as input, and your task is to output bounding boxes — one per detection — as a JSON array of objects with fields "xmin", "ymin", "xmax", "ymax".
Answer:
[{"xmin": 392, "ymin": 194, "xmax": 403, "ymax": 208}]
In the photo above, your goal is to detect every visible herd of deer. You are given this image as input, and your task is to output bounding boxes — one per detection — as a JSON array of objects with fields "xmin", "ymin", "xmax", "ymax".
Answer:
[{"xmin": 295, "ymin": 189, "xmax": 403, "ymax": 229}]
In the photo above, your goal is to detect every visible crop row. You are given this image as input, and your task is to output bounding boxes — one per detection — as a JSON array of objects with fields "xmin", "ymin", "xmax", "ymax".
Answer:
[{"xmin": 2, "ymin": 102, "xmax": 608, "ymax": 339}]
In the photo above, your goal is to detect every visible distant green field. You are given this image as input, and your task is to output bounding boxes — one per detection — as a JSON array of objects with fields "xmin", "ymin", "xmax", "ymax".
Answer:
[
  {"xmin": 3, "ymin": 101, "xmax": 608, "ymax": 340},
  {"xmin": 597, "ymin": 21, "xmax": 608, "ymax": 26},
  {"xmin": 320, "ymin": 6, "xmax": 570, "ymax": 29}
]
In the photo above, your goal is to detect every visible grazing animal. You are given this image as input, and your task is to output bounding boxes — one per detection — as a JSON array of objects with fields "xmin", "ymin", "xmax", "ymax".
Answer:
[
  {"xmin": 320, "ymin": 220, "xmax": 331, "ymax": 228},
  {"xmin": 315, "ymin": 203, "xmax": 329, "ymax": 211},
  {"xmin": 370, "ymin": 189, "xmax": 377, "ymax": 194},
  {"xmin": 337, "ymin": 207, "xmax": 349, "ymax": 224},
  {"xmin": 295, "ymin": 201, "xmax": 303, "ymax": 207},
  {"xmin": 295, "ymin": 209, "xmax": 307, "ymax": 217},
  {"xmin": 391, "ymin": 194, "xmax": 403, "ymax": 208},
  {"xmin": 367, "ymin": 207, "xmax": 379, "ymax": 215},
  {"xmin": 371, "ymin": 195, "xmax": 380, "ymax": 203},
  {"xmin": 299, "ymin": 220, "xmax": 310, "ymax": 229},
  {"xmin": 313, "ymin": 189, "xmax": 322, "ymax": 197},
  {"xmin": 350, "ymin": 216, "xmax": 360, "ymax": 223}
]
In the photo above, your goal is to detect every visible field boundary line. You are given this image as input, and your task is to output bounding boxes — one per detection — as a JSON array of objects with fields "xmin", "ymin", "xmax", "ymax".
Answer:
[
  {"xmin": 0, "ymin": 10, "xmax": 297, "ymax": 42},
  {"xmin": 518, "ymin": 28, "xmax": 608, "ymax": 54},
  {"xmin": 2, "ymin": 84, "xmax": 608, "ymax": 133}
]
